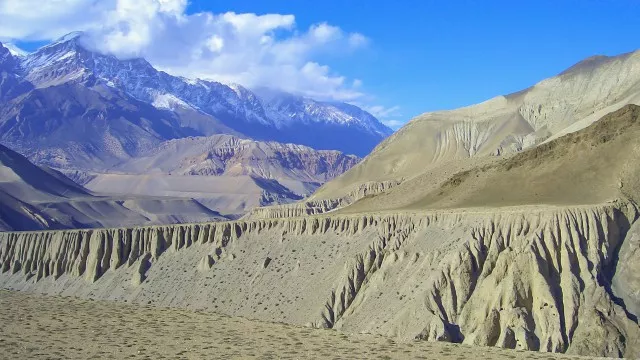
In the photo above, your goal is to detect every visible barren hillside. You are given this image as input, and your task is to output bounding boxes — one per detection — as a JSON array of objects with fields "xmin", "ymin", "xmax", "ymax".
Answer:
[
  {"xmin": 312, "ymin": 50, "xmax": 640, "ymax": 204},
  {"xmin": 340, "ymin": 104, "xmax": 640, "ymax": 214}
]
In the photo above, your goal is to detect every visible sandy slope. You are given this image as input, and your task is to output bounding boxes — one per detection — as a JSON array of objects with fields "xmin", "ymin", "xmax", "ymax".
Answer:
[
  {"xmin": 1, "ymin": 106, "xmax": 635, "ymax": 357},
  {"xmin": 313, "ymin": 50, "xmax": 640, "ymax": 203},
  {"xmin": 84, "ymin": 174, "xmax": 284, "ymax": 217},
  {"xmin": 339, "ymin": 104, "xmax": 640, "ymax": 214},
  {"xmin": 0, "ymin": 290, "xmax": 599, "ymax": 360}
]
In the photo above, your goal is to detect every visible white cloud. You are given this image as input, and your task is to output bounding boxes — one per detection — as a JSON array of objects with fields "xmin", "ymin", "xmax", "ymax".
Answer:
[
  {"xmin": 380, "ymin": 119, "xmax": 404, "ymax": 130},
  {"xmin": 348, "ymin": 33, "xmax": 368, "ymax": 48},
  {"xmin": 0, "ymin": 0, "xmax": 109, "ymax": 40},
  {"xmin": 0, "ymin": 0, "xmax": 369, "ymax": 101},
  {"xmin": 361, "ymin": 105, "xmax": 404, "ymax": 130},
  {"xmin": 206, "ymin": 35, "xmax": 224, "ymax": 53},
  {"xmin": 309, "ymin": 23, "xmax": 342, "ymax": 43},
  {"xmin": 365, "ymin": 105, "xmax": 401, "ymax": 119}
]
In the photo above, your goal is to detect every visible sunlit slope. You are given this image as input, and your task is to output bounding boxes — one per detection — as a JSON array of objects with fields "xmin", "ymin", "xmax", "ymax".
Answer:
[
  {"xmin": 341, "ymin": 105, "xmax": 640, "ymax": 213},
  {"xmin": 314, "ymin": 50, "xmax": 640, "ymax": 202}
]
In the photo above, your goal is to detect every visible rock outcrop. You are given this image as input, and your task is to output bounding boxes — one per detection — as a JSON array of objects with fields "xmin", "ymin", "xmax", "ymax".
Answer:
[{"xmin": 83, "ymin": 134, "xmax": 362, "ymax": 217}]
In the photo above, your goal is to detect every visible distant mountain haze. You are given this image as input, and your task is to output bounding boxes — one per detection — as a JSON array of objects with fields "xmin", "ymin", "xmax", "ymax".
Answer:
[{"xmin": 0, "ymin": 143, "xmax": 226, "ymax": 231}]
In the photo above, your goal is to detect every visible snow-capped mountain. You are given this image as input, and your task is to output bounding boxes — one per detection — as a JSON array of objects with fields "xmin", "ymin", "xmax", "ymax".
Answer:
[
  {"xmin": 14, "ymin": 32, "xmax": 392, "ymax": 156},
  {"xmin": 0, "ymin": 35, "xmax": 377, "ymax": 220},
  {"xmin": 0, "ymin": 43, "xmax": 16, "ymax": 70},
  {"xmin": 254, "ymin": 86, "xmax": 390, "ymax": 134},
  {"xmin": 0, "ymin": 43, "xmax": 32, "ymax": 101}
]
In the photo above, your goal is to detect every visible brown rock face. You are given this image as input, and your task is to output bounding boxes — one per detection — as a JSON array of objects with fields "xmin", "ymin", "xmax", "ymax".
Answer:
[{"xmin": 167, "ymin": 135, "xmax": 361, "ymax": 182}]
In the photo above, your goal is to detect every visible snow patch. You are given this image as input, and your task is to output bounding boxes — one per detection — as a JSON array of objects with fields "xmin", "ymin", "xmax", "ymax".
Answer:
[
  {"xmin": 152, "ymin": 93, "xmax": 191, "ymax": 111},
  {"xmin": 3, "ymin": 43, "xmax": 29, "ymax": 57}
]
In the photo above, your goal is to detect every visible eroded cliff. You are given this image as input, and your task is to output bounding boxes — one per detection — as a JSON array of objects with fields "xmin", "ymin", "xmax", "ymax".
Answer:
[
  {"xmin": 2, "ymin": 202, "xmax": 639, "ymax": 357},
  {"xmin": 244, "ymin": 180, "xmax": 402, "ymax": 219}
]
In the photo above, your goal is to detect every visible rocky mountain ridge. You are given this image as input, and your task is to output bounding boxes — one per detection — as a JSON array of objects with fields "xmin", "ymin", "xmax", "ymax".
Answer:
[
  {"xmin": 114, "ymin": 134, "xmax": 359, "ymax": 181},
  {"xmin": 7, "ymin": 33, "xmax": 391, "ymax": 158},
  {"xmin": 76, "ymin": 134, "xmax": 361, "ymax": 217},
  {"xmin": 0, "ymin": 34, "xmax": 379, "ymax": 219},
  {"xmin": 3, "ymin": 51, "xmax": 640, "ymax": 358}
]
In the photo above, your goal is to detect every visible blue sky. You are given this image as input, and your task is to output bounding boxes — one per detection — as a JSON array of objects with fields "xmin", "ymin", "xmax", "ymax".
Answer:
[
  {"xmin": 202, "ymin": 0, "xmax": 640, "ymax": 125},
  {"xmin": 1, "ymin": 0, "xmax": 639, "ymax": 128}
]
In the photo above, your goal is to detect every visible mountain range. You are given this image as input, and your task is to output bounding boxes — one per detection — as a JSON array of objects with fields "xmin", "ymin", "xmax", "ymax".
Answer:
[
  {"xmin": 4, "ymin": 104, "xmax": 640, "ymax": 356},
  {"xmin": 210, "ymin": 50, "xmax": 640, "ymax": 357},
  {"xmin": 74, "ymin": 134, "xmax": 360, "ymax": 217},
  {"xmin": 0, "ymin": 32, "xmax": 391, "ymax": 221},
  {"xmin": 1, "ymin": 32, "xmax": 390, "ymax": 168}
]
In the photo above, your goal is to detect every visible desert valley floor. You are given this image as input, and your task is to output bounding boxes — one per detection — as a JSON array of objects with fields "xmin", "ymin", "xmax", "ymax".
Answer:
[{"xmin": 0, "ymin": 290, "xmax": 603, "ymax": 360}]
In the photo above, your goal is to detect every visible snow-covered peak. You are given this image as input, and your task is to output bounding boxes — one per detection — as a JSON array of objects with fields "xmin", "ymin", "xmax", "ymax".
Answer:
[
  {"xmin": 19, "ymin": 37, "xmax": 88, "ymax": 87},
  {"xmin": 152, "ymin": 93, "xmax": 193, "ymax": 111},
  {"xmin": 23, "ymin": 33, "xmax": 84, "ymax": 64},
  {"xmin": 254, "ymin": 87, "xmax": 392, "ymax": 136},
  {"xmin": 61, "ymin": 31, "xmax": 84, "ymax": 41},
  {"xmin": 0, "ymin": 42, "xmax": 19, "ymax": 71},
  {"xmin": 35, "ymin": 31, "xmax": 85, "ymax": 54},
  {"xmin": 225, "ymin": 82, "xmax": 249, "ymax": 97},
  {"xmin": 9, "ymin": 32, "xmax": 392, "ymax": 155},
  {"xmin": 181, "ymin": 76, "xmax": 203, "ymax": 86},
  {"xmin": 3, "ymin": 43, "xmax": 29, "ymax": 57},
  {"xmin": 53, "ymin": 31, "xmax": 85, "ymax": 45}
]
